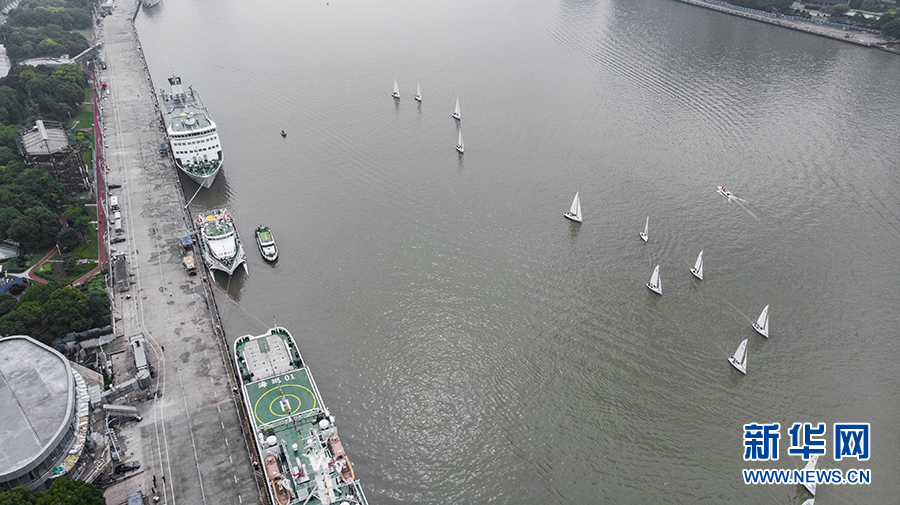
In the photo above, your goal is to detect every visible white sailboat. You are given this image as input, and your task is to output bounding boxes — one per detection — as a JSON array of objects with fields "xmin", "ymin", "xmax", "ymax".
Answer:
[
  {"xmin": 456, "ymin": 130, "xmax": 464, "ymax": 153},
  {"xmin": 752, "ymin": 305, "xmax": 769, "ymax": 338},
  {"xmin": 729, "ymin": 338, "xmax": 748, "ymax": 374},
  {"xmin": 563, "ymin": 192, "xmax": 582, "ymax": 223},
  {"xmin": 690, "ymin": 250, "xmax": 704, "ymax": 280},
  {"xmin": 392, "ymin": 79, "xmax": 400, "ymax": 99},
  {"xmin": 452, "ymin": 98, "xmax": 460, "ymax": 120},
  {"xmin": 800, "ymin": 455, "xmax": 819, "ymax": 495},
  {"xmin": 800, "ymin": 500, "xmax": 815, "ymax": 505},
  {"xmin": 415, "ymin": 82, "xmax": 422, "ymax": 102},
  {"xmin": 639, "ymin": 216, "xmax": 649, "ymax": 242},
  {"xmin": 646, "ymin": 264, "xmax": 662, "ymax": 295}
]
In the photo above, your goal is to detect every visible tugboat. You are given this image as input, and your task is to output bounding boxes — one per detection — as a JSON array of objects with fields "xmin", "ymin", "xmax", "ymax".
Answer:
[{"xmin": 255, "ymin": 225, "xmax": 278, "ymax": 261}]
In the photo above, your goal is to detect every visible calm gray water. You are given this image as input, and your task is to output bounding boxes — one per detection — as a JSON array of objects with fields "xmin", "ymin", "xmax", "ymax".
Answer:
[{"xmin": 136, "ymin": 0, "xmax": 900, "ymax": 502}]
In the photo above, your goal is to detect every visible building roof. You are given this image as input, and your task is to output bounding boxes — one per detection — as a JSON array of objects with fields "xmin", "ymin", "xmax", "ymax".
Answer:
[
  {"xmin": 19, "ymin": 120, "xmax": 71, "ymax": 156},
  {"xmin": 0, "ymin": 336, "xmax": 73, "ymax": 476}
]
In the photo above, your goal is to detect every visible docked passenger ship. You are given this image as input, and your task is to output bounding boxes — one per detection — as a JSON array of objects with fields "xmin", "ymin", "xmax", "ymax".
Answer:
[
  {"xmin": 234, "ymin": 327, "xmax": 368, "ymax": 505},
  {"xmin": 161, "ymin": 75, "xmax": 223, "ymax": 188},
  {"xmin": 196, "ymin": 209, "xmax": 247, "ymax": 277}
]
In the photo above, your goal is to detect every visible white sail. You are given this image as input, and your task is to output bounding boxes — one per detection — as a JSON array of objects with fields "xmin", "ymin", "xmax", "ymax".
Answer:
[
  {"xmin": 640, "ymin": 216, "xmax": 649, "ymax": 242},
  {"xmin": 452, "ymin": 98, "xmax": 460, "ymax": 120},
  {"xmin": 415, "ymin": 81, "xmax": 422, "ymax": 102},
  {"xmin": 729, "ymin": 338, "xmax": 748, "ymax": 374},
  {"xmin": 691, "ymin": 250, "xmax": 704, "ymax": 280},
  {"xmin": 564, "ymin": 192, "xmax": 582, "ymax": 223},
  {"xmin": 753, "ymin": 305, "xmax": 769, "ymax": 338},
  {"xmin": 646, "ymin": 264, "xmax": 661, "ymax": 295},
  {"xmin": 801, "ymin": 455, "xmax": 819, "ymax": 495},
  {"xmin": 392, "ymin": 79, "xmax": 400, "ymax": 98},
  {"xmin": 800, "ymin": 500, "xmax": 815, "ymax": 505},
  {"xmin": 456, "ymin": 130, "xmax": 464, "ymax": 153}
]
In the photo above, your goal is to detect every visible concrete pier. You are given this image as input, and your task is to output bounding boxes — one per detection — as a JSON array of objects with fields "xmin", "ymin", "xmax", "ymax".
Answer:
[
  {"xmin": 95, "ymin": 2, "xmax": 262, "ymax": 504},
  {"xmin": 672, "ymin": 0, "xmax": 899, "ymax": 54}
]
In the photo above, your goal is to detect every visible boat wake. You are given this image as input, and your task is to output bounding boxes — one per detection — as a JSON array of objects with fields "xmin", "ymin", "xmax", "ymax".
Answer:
[{"xmin": 730, "ymin": 196, "xmax": 759, "ymax": 221}]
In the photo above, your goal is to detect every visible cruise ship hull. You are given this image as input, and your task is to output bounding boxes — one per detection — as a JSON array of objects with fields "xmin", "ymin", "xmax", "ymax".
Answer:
[{"xmin": 181, "ymin": 163, "xmax": 221, "ymax": 189}]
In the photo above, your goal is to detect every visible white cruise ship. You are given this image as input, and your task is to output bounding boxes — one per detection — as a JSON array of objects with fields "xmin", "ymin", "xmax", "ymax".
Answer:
[
  {"xmin": 160, "ymin": 75, "xmax": 223, "ymax": 188},
  {"xmin": 196, "ymin": 209, "xmax": 247, "ymax": 277}
]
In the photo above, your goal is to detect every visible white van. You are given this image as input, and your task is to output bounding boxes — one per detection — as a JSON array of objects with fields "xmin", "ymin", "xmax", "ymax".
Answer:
[
  {"xmin": 114, "ymin": 211, "xmax": 121, "ymax": 222},
  {"xmin": 114, "ymin": 218, "xmax": 123, "ymax": 234},
  {"xmin": 109, "ymin": 196, "xmax": 119, "ymax": 211}
]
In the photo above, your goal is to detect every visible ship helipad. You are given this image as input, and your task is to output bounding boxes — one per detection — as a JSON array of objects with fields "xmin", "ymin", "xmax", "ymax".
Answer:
[{"xmin": 234, "ymin": 328, "xmax": 367, "ymax": 505}]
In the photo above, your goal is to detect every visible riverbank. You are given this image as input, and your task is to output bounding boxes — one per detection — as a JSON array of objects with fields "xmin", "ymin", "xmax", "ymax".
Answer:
[
  {"xmin": 672, "ymin": 0, "xmax": 900, "ymax": 54},
  {"xmin": 93, "ymin": 2, "xmax": 260, "ymax": 505}
]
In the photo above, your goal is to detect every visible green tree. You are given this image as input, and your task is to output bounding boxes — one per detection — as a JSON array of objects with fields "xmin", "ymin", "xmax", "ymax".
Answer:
[
  {"xmin": 43, "ymin": 287, "xmax": 92, "ymax": 336},
  {"xmin": 860, "ymin": 0, "xmax": 883, "ymax": 11},
  {"xmin": 7, "ymin": 213, "xmax": 40, "ymax": 253},
  {"xmin": 0, "ymin": 486, "xmax": 35, "ymax": 505},
  {"xmin": 0, "ymin": 147, "xmax": 17, "ymax": 167},
  {"xmin": 0, "ymin": 294, "xmax": 18, "ymax": 318},
  {"xmin": 25, "ymin": 206, "xmax": 62, "ymax": 246},
  {"xmin": 883, "ymin": 18, "xmax": 900, "ymax": 37},
  {"xmin": 0, "ymin": 87, "xmax": 27, "ymax": 124},
  {"xmin": 0, "ymin": 206, "xmax": 22, "ymax": 239},
  {"xmin": 53, "ymin": 80, "xmax": 84, "ymax": 109},
  {"xmin": 34, "ymin": 38, "xmax": 60, "ymax": 57},
  {"xmin": 0, "ymin": 300, "xmax": 45, "ymax": 340},
  {"xmin": 57, "ymin": 227, "xmax": 80, "ymax": 252},
  {"xmin": 51, "ymin": 64, "xmax": 87, "ymax": 87},
  {"xmin": 34, "ymin": 477, "xmax": 105, "ymax": 505},
  {"xmin": 825, "ymin": 3, "xmax": 850, "ymax": 15},
  {"xmin": 19, "ymin": 280, "xmax": 61, "ymax": 305}
]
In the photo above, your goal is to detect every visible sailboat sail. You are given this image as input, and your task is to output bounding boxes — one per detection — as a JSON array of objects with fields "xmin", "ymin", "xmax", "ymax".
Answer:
[
  {"xmin": 691, "ymin": 250, "xmax": 704, "ymax": 280},
  {"xmin": 456, "ymin": 130, "xmax": 464, "ymax": 153},
  {"xmin": 640, "ymin": 216, "xmax": 649, "ymax": 242},
  {"xmin": 564, "ymin": 192, "xmax": 582, "ymax": 223},
  {"xmin": 392, "ymin": 79, "xmax": 400, "ymax": 98},
  {"xmin": 801, "ymin": 455, "xmax": 819, "ymax": 495},
  {"xmin": 646, "ymin": 264, "xmax": 661, "ymax": 295},
  {"xmin": 415, "ymin": 82, "xmax": 422, "ymax": 101},
  {"xmin": 753, "ymin": 305, "xmax": 769, "ymax": 338},
  {"xmin": 452, "ymin": 98, "xmax": 460, "ymax": 119},
  {"xmin": 729, "ymin": 338, "xmax": 748, "ymax": 374}
]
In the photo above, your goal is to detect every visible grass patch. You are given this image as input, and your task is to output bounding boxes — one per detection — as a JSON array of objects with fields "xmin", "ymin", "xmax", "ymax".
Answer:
[
  {"xmin": 70, "ymin": 109, "xmax": 94, "ymax": 130},
  {"xmin": 72, "ymin": 223, "xmax": 98, "ymax": 260},
  {"xmin": 34, "ymin": 252, "xmax": 58, "ymax": 281},
  {"xmin": 66, "ymin": 262, "xmax": 98, "ymax": 284}
]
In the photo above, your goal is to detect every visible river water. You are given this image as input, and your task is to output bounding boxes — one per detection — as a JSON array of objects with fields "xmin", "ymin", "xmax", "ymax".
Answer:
[{"xmin": 135, "ymin": 0, "xmax": 899, "ymax": 502}]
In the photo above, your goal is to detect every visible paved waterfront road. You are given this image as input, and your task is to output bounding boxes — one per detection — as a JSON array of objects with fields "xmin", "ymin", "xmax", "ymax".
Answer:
[{"xmin": 97, "ymin": 3, "xmax": 261, "ymax": 505}]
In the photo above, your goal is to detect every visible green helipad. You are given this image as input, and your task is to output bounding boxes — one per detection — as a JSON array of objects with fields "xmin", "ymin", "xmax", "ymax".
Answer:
[{"xmin": 244, "ymin": 369, "xmax": 318, "ymax": 426}]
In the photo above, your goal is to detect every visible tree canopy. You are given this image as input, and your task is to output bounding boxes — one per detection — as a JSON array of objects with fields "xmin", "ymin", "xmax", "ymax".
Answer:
[
  {"xmin": 0, "ymin": 24, "xmax": 90, "ymax": 63},
  {"xmin": 0, "ymin": 280, "xmax": 109, "ymax": 343},
  {"xmin": 725, "ymin": 0, "xmax": 793, "ymax": 12},
  {"xmin": 6, "ymin": 4, "xmax": 92, "ymax": 31},
  {"xmin": 0, "ymin": 478, "xmax": 105, "ymax": 505},
  {"xmin": 0, "ymin": 64, "xmax": 88, "ymax": 125}
]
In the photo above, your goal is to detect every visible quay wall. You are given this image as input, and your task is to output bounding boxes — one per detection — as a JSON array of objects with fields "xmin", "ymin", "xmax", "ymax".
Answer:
[{"xmin": 671, "ymin": 0, "xmax": 900, "ymax": 55}]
